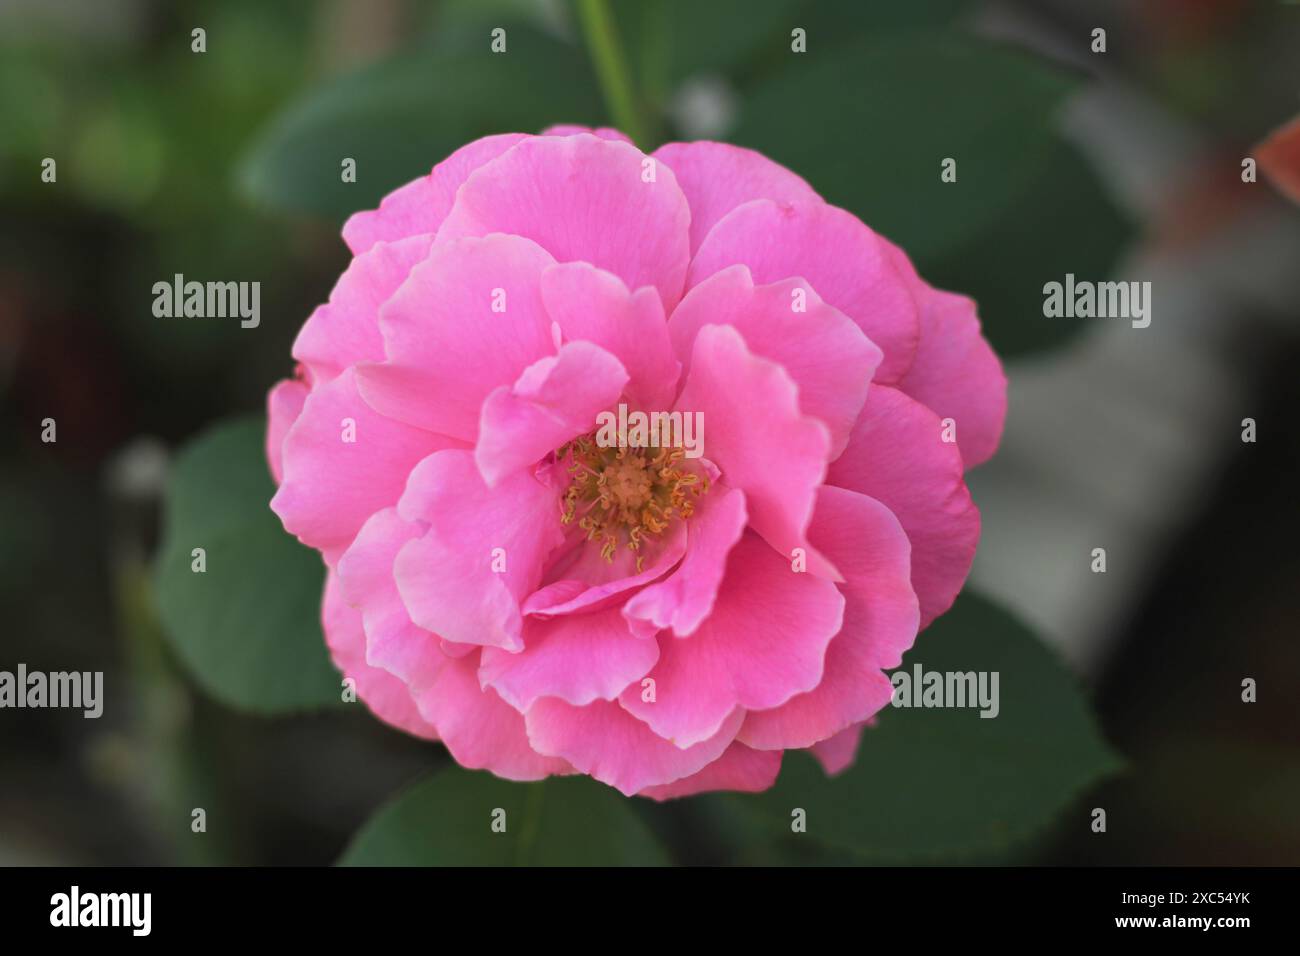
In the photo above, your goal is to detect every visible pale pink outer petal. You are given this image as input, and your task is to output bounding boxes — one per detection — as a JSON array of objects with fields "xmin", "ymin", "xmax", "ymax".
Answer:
[
  {"xmin": 475, "ymin": 340, "xmax": 629, "ymax": 487},
  {"xmin": 887, "ymin": 242, "xmax": 1008, "ymax": 469},
  {"xmin": 270, "ymin": 368, "xmax": 463, "ymax": 563},
  {"xmin": 810, "ymin": 722, "xmax": 865, "ymax": 777},
  {"xmin": 336, "ymin": 507, "xmax": 446, "ymax": 700},
  {"xmin": 436, "ymin": 134, "xmax": 692, "ymax": 310},
  {"xmin": 266, "ymin": 377, "xmax": 308, "ymax": 485},
  {"xmin": 292, "ymin": 235, "xmax": 434, "ymax": 385},
  {"xmin": 622, "ymin": 484, "xmax": 747, "ymax": 639},
  {"xmin": 479, "ymin": 605, "xmax": 660, "ymax": 711},
  {"xmin": 652, "ymin": 140, "xmax": 820, "ymax": 254},
  {"xmin": 540, "ymin": 261, "xmax": 679, "ymax": 410},
  {"xmin": 739, "ymin": 486, "xmax": 918, "ymax": 751},
  {"xmin": 674, "ymin": 323, "xmax": 838, "ymax": 580},
  {"xmin": 341, "ymin": 133, "xmax": 527, "ymax": 255},
  {"xmin": 414, "ymin": 653, "xmax": 571, "ymax": 781},
  {"xmin": 322, "ymin": 570, "xmax": 437, "ymax": 740},
  {"xmin": 394, "ymin": 450, "xmax": 564, "ymax": 652},
  {"xmin": 638, "ymin": 741, "xmax": 783, "ymax": 800},
  {"xmin": 827, "ymin": 385, "xmax": 979, "ymax": 629},
  {"xmin": 540, "ymin": 124, "xmax": 633, "ymax": 143},
  {"xmin": 667, "ymin": 264, "xmax": 881, "ymax": 458},
  {"xmin": 525, "ymin": 699, "xmax": 744, "ymax": 797},
  {"xmin": 687, "ymin": 198, "xmax": 920, "ymax": 383},
  {"xmin": 356, "ymin": 234, "xmax": 559, "ymax": 441},
  {"xmin": 618, "ymin": 531, "xmax": 845, "ymax": 748}
]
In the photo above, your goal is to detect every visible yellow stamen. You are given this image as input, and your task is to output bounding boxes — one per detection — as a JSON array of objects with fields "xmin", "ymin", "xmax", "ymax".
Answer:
[{"xmin": 559, "ymin": 436, "xmax": 708, "ymax": 565}]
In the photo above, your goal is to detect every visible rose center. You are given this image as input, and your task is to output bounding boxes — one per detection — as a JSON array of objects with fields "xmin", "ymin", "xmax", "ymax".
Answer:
[{"xmin": 558, "ymin": 435, "xmax": 708, "ymax": 569}]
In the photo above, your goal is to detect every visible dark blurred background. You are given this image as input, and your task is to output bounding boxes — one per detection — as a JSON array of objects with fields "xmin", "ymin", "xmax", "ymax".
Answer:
[{"xmin": 1, "ymin": 0, "xmax": 1297, "ymax": 865}]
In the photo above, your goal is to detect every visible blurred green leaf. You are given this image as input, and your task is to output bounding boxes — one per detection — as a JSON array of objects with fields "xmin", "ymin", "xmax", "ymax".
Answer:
[
  {"xmin": 154, "ymin": 416, "xmax": 341, "ymax": 713},
  {"xmin": 919, "ymin": 137, "xmax": 1133, "ymax": 358},
  {"xmin": 731, "ymin": 32, "xmax": 1078, "ymax": 262},
  {"xmin": 612, "ymin": 0, "xmax": 802, "ymax": 96},
  {"xmin": 794, "ymin": 0, "xmax": 971, "ymax": 38},
  {"xmin": 340, "ymin": 770, "xmax": 671, "ymax": 865},
  {"xmin": 237, "ymin": 27, "xmax": 604, "ymax": 219},
  {"xmin": 723, "ymin": 591, "xmax": 1121, "ymax": 862}
]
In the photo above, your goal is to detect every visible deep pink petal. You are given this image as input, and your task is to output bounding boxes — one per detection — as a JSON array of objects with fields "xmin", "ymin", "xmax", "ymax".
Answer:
[
  {"xmin": 541, "ymin": 261, "xmax": 679, "ymax": 410},
  {"xmin": 674, "ymin": 324, "xmax": 837, "ymax": 580},
  {"xmin": 667, "ymin": 264, "xmax": 880, "ymax": 458},
  {"xmin": 653, "ymin": 140, "xmax": 820, "ymax": 254},
  {"xmin": 540, "ymin": 124, "xmax": 633, "ymax": 144},
  {"xmin": 475, "ymin": 340, "xmax": 629, "ymax": 487},
  {"xmin": 356, "ymin": 234, "xmax": 558, "ymax": 441},
  {"xmin": 341, "ymin": 133, "xmax": 526, "ymax": 254},
  {"xmin": 827, "ymin": 385, "xmax": 979, "ymax": 628},
  {"xmin": 622, "ymin": 484, "xmax": 747, "ymax": 639},
  {"xmin": 525, "ymin": 699, "xmax": 743, "ymax": 796},
  {"xmin": 292, "ymin": 235, "xmax": 434, "ymax": 384},
  {"xmin": 394, "ymin": 451, "xmax": 564, "ymax": 652},
  {"xmin": 436, "ymin": 134, "xmax": 692, "ymax": 309},
  {"xmin": 266, "ymin": 377, "xmax": 308, "ymax": 485},
  {"xmin": 270, "ymin": 368, "xmax": 462, "ymax": 563},
  {"xmin": 619, "ymin": 531, "xmax": 844, "ymax": 748},
  {"xmin": 336, "ymin": 507, "xmax": 446, "ymax": 698},
  {"xmin": 638, "ymin": 741, "xmax": 782, "ymax": 800},
  {"xmin": 414, "ymin": 652, "xmax": 571, "ymax": 781},
  {"xmin": 322, "ymin": 570, "xmax": 437, "ymax": 740},
  {"xmin": 739, "ymin": 486, "xmax": 918, "ymax": 751},
  {"xmin": 687, "ymin": 199, "xmax": 920, "ymax": 382},
  {"xmin": 887, "ymin": 242, "xmax": 1007, "ymax": 468},
  {"xmin": 479, "ymin": 605, "xmax": 659, "ymax": 710},
  {"xmin": 810, "ymin": 722, "xmax": 864, "ymax": 776},
  {"xmin": 524, "ymin": 520, "xmax": 688, "ymax": 618}
]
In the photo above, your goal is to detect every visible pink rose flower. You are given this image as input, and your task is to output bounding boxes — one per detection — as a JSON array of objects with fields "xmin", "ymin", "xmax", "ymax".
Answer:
[{"xmin": 266, "ymin": 127, "xmax": 1006, "ymax": 798}]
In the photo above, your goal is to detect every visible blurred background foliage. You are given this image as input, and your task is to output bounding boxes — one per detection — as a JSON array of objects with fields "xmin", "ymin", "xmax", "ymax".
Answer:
[{"xmin": 1, "ymin": 0, "xmax": 1297, "ymax": 865}]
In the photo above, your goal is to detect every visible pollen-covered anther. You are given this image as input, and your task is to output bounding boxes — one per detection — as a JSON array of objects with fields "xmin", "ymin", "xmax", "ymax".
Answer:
[{"xmin": 559, "ymin": 435, "xmax": 708, "ymax": 568}]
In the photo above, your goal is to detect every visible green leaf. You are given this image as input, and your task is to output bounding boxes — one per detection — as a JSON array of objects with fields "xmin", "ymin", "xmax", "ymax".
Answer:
[
  {"xmin": 612, "ymin": 0, "xmax": 803, "ymax": 97},
  {"xmin": 154, "ymin": 416, "xmax": 341, "ymax": 713},
  {"xmin": 725, "ymin": 591, "xmax": 1121, "ymax": 862},
  {"xmin": 237, "ymin": 27, "xmax": 604, "ymax": 219},
  {"xmin": 731, "ymin": 31, "xmax": 1079, "ymax": 262},
  {"xmin": 340, "ymin": 770, "xmax": 671, "ymax": 866},
  {"xmin": 919, "ymin": 137, "xmax": 1133, "ymax": 358}
]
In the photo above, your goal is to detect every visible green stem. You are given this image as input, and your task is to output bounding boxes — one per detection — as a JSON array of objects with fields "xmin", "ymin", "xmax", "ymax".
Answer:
[{"xmin": 575, "ymin": 0, "xmax": 648, "ymax": 146}]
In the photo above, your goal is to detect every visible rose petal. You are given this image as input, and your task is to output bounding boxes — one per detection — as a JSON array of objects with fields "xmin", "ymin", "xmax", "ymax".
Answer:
[
  {"xmin": 619, "ymin": 531, "xmax": 844, "ymax": 748},
  {"xmin": 739, "ymin": 485, "xmax": 918, "ymax": 751},
  {"xmin": 341, "ymin": 133, "xmax": 527, "ymax": 254},
  {"xmin": 394, "ymin": 450, "xmax": 564, "ymax": 652},
  {"xmin": 357, "ymin": 233, "xmax": 558, "ymax": 441},
  {"xmin": 827, "ymin": 385, "xmax": 979, "ymax": 628},
  {"xmin": 688, "ymin": 198, "xmax": 919, "ymax": 382},
  {"xmin": 525, "ymin": 699, "xmax": 744, "ymax": 796},
  {"xmin": 479, "ymin": 605, "xmax": 659, "ymax": 711},
  {"xmin": 668, "ymin": 264, "xmax": 880, "ymax": 458},
  {"xmin": 653, "ymin": 140, "xmax": 820, "ymax": 254},
  {"xmin": 436, "ymin": 134, "xmax": 692, "ymax": 309}
]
